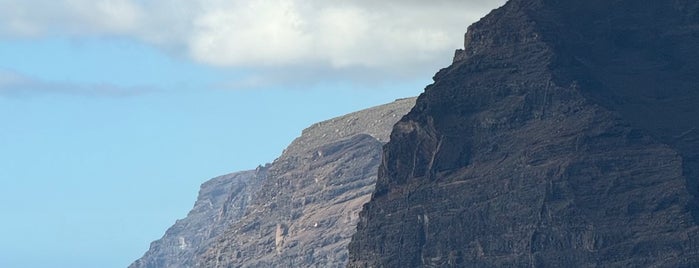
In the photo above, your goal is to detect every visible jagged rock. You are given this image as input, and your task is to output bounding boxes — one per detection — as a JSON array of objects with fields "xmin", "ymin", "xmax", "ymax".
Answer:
[
  {"xmin": 349, "ymin": 0, "xmax": 699, "ymax": 267},
  {"xmin": 195, "ymin": 98, "xmax": 415, "ymax": 268},
  {"xmin": 130, "ymin": 170, "xmax": 265, "ymax": 268},
  {"xmin": 130, "ymin": 98, "xmax": 415, "ymax": 268}
]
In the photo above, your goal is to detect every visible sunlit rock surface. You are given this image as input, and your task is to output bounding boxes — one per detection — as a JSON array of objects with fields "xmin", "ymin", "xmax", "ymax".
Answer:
[{"xmin": 131, "ymin": 98, "xmax": 415, "ymax": 268}]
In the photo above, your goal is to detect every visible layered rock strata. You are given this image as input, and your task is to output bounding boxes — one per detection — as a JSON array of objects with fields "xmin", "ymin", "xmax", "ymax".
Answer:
[
  {"xmin": 131, "ymin": 97, "xmax": 415, "ymax": 268},
  {"xmin": 349, "ymin": 0, "xmax": 699, "ymax": 267}
]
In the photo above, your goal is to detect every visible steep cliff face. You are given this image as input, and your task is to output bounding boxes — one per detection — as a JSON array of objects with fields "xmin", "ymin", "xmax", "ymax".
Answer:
[
  {"xmin": 195, "ymin": 98, "xmax": 415, "ymax": 268},
  {"xmin": 349, "ymin": 0, "xmax": 699, "ymax": 267},
  {"xmin": 130, "ymin": 98, "xmax": 415, "ymax": 268},
  {"xmin": 130, "ymin": 170, "xmax": 264, "ymax": 268}
]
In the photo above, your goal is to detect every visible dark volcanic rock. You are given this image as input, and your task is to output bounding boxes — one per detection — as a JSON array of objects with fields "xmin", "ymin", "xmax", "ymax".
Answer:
[
  {"xmin": 130, "ymin": 98, "xmax": 415, "ymax": 268},
  {"xmin": 349, "ymin": 0, "xmax": 699, "ymax": 267}
]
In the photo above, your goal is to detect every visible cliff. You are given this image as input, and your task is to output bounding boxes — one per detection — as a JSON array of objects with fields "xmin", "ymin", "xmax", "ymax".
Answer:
[
  {"xmin": 349, "ymin": 0, "xmax": 699, "ymax": 267},
  {"xmin": 130, "ymin": 97, "xmax": 415, "ymax": 267},
  {"xmin": 129, "ymin": 170, "xmax": 264, "ymax": 268}
]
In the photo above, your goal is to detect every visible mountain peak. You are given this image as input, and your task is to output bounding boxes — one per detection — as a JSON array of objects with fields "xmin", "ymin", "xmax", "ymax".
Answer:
[{"xmin": 349, "ymin": 0, "xmax": 699, "ymax": 266}]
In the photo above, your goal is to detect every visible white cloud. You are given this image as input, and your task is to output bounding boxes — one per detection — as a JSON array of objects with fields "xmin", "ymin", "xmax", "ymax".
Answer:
[
  {"xmin": 0, "ymin": 0, "xmax": 144, "ymax": 36},
  {"xmin": 0, "ymin": 0, "xmax": 507, "ymax": 83},
  {"xmin": 189, "ymin": 0, "xmax": 313, "ymax": 66}
]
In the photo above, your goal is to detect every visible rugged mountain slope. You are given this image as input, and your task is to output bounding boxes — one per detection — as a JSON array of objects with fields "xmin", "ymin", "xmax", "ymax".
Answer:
[
  {"xmin": 349, "ymin": 0, "xmax": 699, "ymax": 267},
  {"xmin": 131, "ymin": 97, "xmax": 415, "ymax": 268},
  {"xmin": 195, "ymin": 98, "xmax": 415, "ymax": 268},
  {"xmin": 130, "ymin": 170, "xmax": 265, "ymax": 268}
]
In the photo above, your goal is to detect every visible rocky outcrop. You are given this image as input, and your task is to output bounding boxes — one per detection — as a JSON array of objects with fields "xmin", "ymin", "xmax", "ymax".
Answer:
[
  {"xmin": 349, "ymin": 0, "xmax": 699, "ymax": 267},
  {"xmin": 130, "ymin": 170, "xmax": 265, "ymax": 268},
  {"xmin": 195, "ymin": 98, "xmax": 415, "ymax": 268},
  {"xmin": 130, "ymin": 97, "xmax": 415, "ymax": 268}
]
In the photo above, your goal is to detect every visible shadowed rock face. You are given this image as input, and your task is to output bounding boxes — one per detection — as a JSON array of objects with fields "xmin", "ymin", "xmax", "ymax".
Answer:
[
  {"xmin": 349, "ymin": 0, "xmax": 699, "ymax": 267},
  {"xmin": 130, "ymin": 98, "xmax": 415, "ymax": 268}
]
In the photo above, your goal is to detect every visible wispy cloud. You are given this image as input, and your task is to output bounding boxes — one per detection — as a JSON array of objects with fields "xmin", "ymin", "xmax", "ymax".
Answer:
[
  {"xmin": 0, "ymin": 0, "xmax": 143, "ymax": 36},
  {"xmin": 0, "ymin": 69, "xmax": 154, "ymax": 97},
  {"xmin": 0, "ymin": 0, "xmax": 506, "ymax": 84}
]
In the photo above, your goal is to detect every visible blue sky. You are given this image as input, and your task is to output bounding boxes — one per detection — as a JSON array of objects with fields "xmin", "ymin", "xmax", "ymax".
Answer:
[{"xmin": 0, "ymin": 1, "xmax": 505, "ymax": 267}]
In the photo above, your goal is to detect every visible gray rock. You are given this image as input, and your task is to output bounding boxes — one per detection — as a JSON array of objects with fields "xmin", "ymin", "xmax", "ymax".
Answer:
[
  {"xmin": 130, "ymin": 97, "xmax": 415, "ymax": 268},
  {"xmin": 130, "ymin": 170, "xmax": 265, "ymax": 268},
  {"xmin": 195, "ymin": 97, "xmax": 415, "ymax": 268},
  {"xmin": 349, "ymin": 0, "xmax": 699, "ymax": 267}
]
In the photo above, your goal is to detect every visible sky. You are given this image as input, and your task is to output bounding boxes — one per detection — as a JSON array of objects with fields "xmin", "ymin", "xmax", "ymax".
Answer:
[{"xmin": 0, "ymin": 1, "xmax": 506, "ymax": 267}]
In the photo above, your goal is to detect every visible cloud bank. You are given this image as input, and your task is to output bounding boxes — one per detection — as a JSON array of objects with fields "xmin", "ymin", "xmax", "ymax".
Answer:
[
  {"xmin": 0, "ymin": 69, "xmax": 152, "ymax": 97},
  {"xmin": 0, "ymin": 0, "xmax": 506, "ymax": 82}
]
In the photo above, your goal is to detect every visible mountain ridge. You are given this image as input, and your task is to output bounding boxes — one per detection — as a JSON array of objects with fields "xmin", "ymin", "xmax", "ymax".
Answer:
[{"xmin": 130, "ymin": 97, "xmax": 416, "ymax": 268}]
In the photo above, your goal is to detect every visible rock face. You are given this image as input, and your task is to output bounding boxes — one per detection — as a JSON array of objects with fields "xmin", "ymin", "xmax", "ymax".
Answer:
[
  {"xmin": 130, "ymin": 97, "xmax": 415, "ymax": 268},
  {"xmin": 349, "ymin": 0, "xmax": 699, "ymax": 267},
  {"xmin": 195, "ymin": 98, "xmax": 415, "ymax": 268},
  {"xmin": 130, "ymin": 170, "xmax": 264, "ymax": 268}
]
